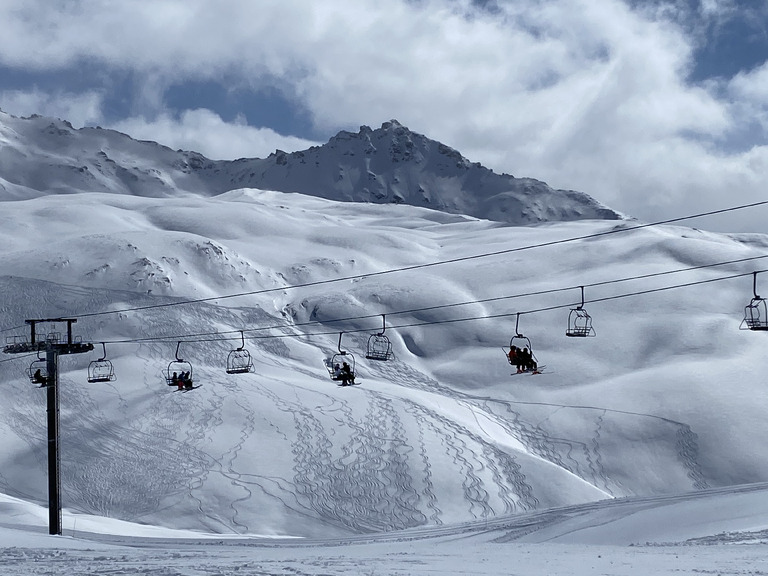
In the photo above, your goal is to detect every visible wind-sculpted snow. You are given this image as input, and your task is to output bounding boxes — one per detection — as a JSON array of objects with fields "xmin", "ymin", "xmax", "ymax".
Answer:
[{"xmin": 0, "ymin": 188, "xmax": 766, "ymax": 539}]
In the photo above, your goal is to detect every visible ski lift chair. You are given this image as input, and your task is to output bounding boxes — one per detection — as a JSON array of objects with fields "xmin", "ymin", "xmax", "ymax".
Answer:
[
  {"xmin": 165, "ymin": 341, "xmax": 193, "ymax": 386},
  {"xmin": 566, "ymin": 287, "xmax": 596, "ymax": 337},
  {"xmin": 28, "ymin": 354, "xmax": 49, "ymax": 387},
  {"xmin": 326, "ymin": 332, "xmax": 356, "ymax": 381},
  {"xmin": 226, "ymin": 331, "xmax": 254, "ymax": 374},
  {"xmin": 505, "ymin": 333, "xmax": 532, "ymax": 360},
  {"xmin": 87, "ymin": 342, "xmax": 116, "ymax": 383},
  {"xmin": 503, "ymin": 313, "xmax": 540, "ymax": 371},
  {"xmin": 742, "ymin": 298, "xmax": 768, "ymax": 330},
  {"xmin": 365, "ymin": 315, "xmax": 394, "ymax": 361},
  {"xmin": 740, "ymin": 272, "xmax": 768, "ymax": 331}
]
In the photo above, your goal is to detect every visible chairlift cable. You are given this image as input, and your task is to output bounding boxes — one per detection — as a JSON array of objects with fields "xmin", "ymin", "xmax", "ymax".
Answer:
[
  {"xmin": 4, "ymin": 207, "xmax": 767, "ymax": 345},
  {"xmin": 84, "ymin": 267, "xmax": 763, "ymax": 346},
  {"xmin": 81, "ymin": 256, "xmax": 768, "ymax": 345},
  {"xmin": 0, "ymin": 267, "xmax": 756, "ymax": 378},
  {"xmin": 4, "ymin": 250, "xmax": 763, "ymax": 338},
  {"xmin": 66, "ymin": 199, "xmax": 768, "ymax": 321},
  {"xmin": 0, "ymin": 353, "xmax": 38, "ymax": 364},
  {"xmin": 0, "ymin": 324, "xmax": 30, "ymax": 335}
]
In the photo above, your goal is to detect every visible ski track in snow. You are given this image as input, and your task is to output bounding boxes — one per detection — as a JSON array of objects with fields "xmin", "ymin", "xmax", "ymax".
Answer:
[
  {"xmin": 365, "ymin": 356, "xmax": 541, "ymax": 516},
  {"xmin": 220, "ymin": 387, "xmax": 257, "ymax": 533},
  {"xmin": 257, "ymin": 382, "xmax": 428, "ymax": 533},
  {"xmin": 591, "ymin": 412, "xmax": 613, "ymax": 496},
  {"xmin": 366, "ymin": 352, "xmax": 708, "ymax": 499},
  {"xmin": 676, "ymin": 425, "xmax": 709, "ymax": 491}
]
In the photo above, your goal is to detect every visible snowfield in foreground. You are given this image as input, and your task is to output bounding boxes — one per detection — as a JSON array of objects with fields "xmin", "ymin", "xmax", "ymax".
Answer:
[{"xmin": 1, "ymin": 483, "xmax": 767, "ymax": 574}]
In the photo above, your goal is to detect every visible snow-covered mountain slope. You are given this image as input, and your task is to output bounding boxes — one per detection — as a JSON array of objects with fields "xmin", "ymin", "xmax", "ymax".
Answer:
[
  {"xmin": 0, "ymin": 188, "xmax": 766, "ymax": 538},
  {"xmin": 0, "ymin": 112, "xmax": 213, "ymax": 199},
  {"xmin": 0, "ymin": 111, "xmax": 620, "ymax": 224}
]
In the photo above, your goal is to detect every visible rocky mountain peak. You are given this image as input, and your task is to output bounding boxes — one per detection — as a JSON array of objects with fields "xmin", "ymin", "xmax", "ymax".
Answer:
[{"xmin": 0, "ymin": 110, "xmax": 621, "ymax": 225}]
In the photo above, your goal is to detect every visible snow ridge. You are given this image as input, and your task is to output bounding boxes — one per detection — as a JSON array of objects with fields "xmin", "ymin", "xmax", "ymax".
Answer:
[{"xmin": 0, "ymin": 111, "xmax": 620, "ymax": 225}]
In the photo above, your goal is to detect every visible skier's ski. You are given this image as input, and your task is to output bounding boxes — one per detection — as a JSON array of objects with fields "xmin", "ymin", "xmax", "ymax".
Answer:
[{"xmin": 175, "ymin": 384, "xmax": 202, "ymax": 392}]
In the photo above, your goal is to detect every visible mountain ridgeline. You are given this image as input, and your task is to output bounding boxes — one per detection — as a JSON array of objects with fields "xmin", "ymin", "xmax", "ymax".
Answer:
[{"xmin": 0, "ymin": 112, "xmax": 620, "ymax": 224}]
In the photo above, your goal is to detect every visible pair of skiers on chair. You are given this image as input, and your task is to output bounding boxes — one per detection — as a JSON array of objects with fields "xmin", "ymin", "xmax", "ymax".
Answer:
[
  {"xmin": 333, "ymin": 362, "xmax": 355, "ymax": 386},
  {"xmin": 508, "ymin": 346, "xmax": 539, "ymax": 374},
  {"xmin": 171, "ymin": 371, "xmax": 194, "ymax": 390}
]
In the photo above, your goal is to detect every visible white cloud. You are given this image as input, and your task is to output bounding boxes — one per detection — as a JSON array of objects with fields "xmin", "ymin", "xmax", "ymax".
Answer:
[
  {"xmin": 109, "ymin": 109, "xmax": 320, "ymax": 160},
  {"xmin": 0, "ymin": 87, "xmax": 319, "ymax": 161},
  {"xmin": 0, "ymin": 0, "xmax": 767, "ymax": 232},
  {"xmin": 729, "ymin": 63, "xmax": 768, "ymax": 112},
  {"xmin": 0, "ymin": 88, "xmax": 104, "ymax": 127}
]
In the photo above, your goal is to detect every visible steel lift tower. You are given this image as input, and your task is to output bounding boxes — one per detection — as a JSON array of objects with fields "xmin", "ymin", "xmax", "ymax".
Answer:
[{"xmin": 3, "ymin": 318, "xmax": 93, "ymax": 535}]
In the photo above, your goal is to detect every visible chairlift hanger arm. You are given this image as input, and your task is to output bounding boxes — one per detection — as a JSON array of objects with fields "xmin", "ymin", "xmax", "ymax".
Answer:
[
  {"xmin": 753, "ymin": 271, "xmax": 761, "ymax": 300},
  {"xmin": 577, "ymin": 286, "xmax": 585, "ymax": 310}
]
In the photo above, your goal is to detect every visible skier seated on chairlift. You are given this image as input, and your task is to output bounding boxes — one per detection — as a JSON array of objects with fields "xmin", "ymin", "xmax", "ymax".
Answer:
[
  {"xmin": 508, "ymin": 346, "xmax": 520, "ymax": 370},
  {"xmin": 339, "ymin": 362, "xmax": 355, "ymax": 386},
  {"xmin": 181, "ymin": 371, "xmax": 193, "ymax": 389},
  {"xmin": 518, "ymin": 347, "xmax": 540, "ymax": 374},
  {"xmin": 332, "ymin": 363, "xmax": 342, "ymax": 379},
  {"xmin": 171, "ymin": 371, "xmax": 193, "ymax": 390},
  {"xmin": 32, "ymin": 368, "xmax": 47, "ymax": 386}
]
